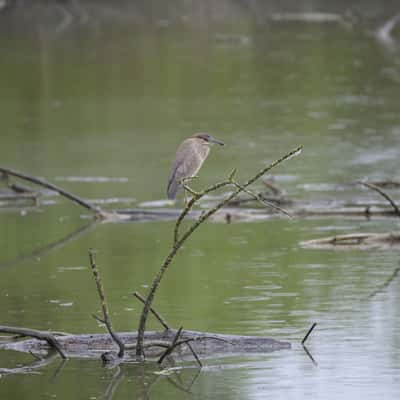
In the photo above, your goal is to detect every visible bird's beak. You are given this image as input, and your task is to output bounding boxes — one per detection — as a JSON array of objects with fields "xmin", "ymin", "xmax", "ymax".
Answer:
[{"xmin": 208, "ymin": 136, "xmax": 225, "ymax": 146}]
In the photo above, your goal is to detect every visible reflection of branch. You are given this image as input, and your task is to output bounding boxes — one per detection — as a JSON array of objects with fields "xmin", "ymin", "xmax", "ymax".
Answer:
[
  {"xmin": 301, "ymin": 323, "xmax": 317, "ymax": 366},
  {"xmin": 0, "ymin": 326, "xmax": 66, "ymax": 359},
  {"xmin": 0, "ymin": 350, "xmax": 59, "ymax": 376},
  {"xmin": 367, "ymin": 266, "xmax": 400, "ymax": 299},
  {"xmin": 0, "ymin": 222, "xmax": 95, "ymax": 271},
  {"xmin": 104, "ymin": 367, "xmax": 125, "ymax": 400},
  {"xmin": 302, "ymin": 345, "xmax": 318, "ymax": 366}
]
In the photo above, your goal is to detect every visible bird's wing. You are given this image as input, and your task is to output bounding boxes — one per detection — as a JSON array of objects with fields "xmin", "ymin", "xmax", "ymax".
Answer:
[{"xmin": 167, "ymin": 140, "xmax": 208, "ymax": 200}]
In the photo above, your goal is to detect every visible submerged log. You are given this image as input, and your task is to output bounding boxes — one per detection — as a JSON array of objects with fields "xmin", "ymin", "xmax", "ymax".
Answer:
[
  {"xmin": 0, "ymin": 329, "xmax": 291, "ymax": 360},
  {"xmin": 301, "ymin": 232, "xmax": 400, "ymax": 250}
]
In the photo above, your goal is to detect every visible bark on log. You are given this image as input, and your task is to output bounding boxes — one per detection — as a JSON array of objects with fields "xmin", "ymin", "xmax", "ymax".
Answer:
[{"xmin": 0, "ymin": 329, "xmax": 290, "ymax": 360}]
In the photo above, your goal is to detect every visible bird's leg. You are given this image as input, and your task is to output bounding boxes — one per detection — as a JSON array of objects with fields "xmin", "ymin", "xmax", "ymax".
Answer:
[
  {"xmin": 180, "ymin": 177, "xmax": 201, "ymax": 200},
  {"xmin": 184, "ymin": 188, "xmax": 188, "ymax": 207}
]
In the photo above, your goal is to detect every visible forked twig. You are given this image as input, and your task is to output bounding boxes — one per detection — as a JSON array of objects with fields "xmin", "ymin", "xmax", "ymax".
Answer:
[
  {"xmin": 89, "ymin": 250, "xmax": 125, "ymax": 358},
  {"xmin": 230, "ymin": 180, "xmax": 292, "ymax": 218},
  {"xmin": 158, "ymin": 327, "xmax": 183, "ymax": 364}
]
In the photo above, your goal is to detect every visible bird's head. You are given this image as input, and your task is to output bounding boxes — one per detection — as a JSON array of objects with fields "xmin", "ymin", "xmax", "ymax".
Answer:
[{"xmin": 192, "ymin": 133, "xmax": 225, "ymax": 146}]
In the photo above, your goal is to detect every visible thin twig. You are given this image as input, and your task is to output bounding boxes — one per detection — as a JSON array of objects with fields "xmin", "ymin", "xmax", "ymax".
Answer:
[
  {"xmin": 0, "ymin": 166, "xmax": 103, "ymax": 215},
  {"xmin": 158, "ymin": 327, "xmax": 183, "ymax": 364},
  {"xmin": 136, "ymin": 146, "xmax": 302, "ymax": 356},
  {"xmin": 89, "ymin": 250, "xmax": 125, "ymax": 358},
  {"xmin": 230, "ymin": 180, "xmax": 292, "ymax": 218},
  {"xmin": 174, "ymin": 180, "xmax": 230, "ymax": 244},
  {"xmin": 358, "ymin": 181, "xmax": 400, "ymax": 217},
  {"xmin": 186, "ymin": 341, "xmax": 202, "ymax": 368},
  {"xmin": 0, "ymin": 326, "xmax": 67, "ymax": 359},
  {"xmin": 133, "ymin": 291, "xmax": 170, "ymax": 330},
  {"xmin": 301, "ymin": 322, "xmax": 317, "ymax": 345}
]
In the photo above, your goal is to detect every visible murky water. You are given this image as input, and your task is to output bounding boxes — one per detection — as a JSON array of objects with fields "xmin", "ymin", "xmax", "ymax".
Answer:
[{"xmin": 1, "ymin": 3, "xmax": 400, "ymax": 399}]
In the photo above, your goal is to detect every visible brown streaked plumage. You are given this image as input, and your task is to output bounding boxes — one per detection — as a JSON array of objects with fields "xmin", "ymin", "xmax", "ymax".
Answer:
[{"xmin": 167, "ymin": 133, "xmax": 224, "ymax": 200}]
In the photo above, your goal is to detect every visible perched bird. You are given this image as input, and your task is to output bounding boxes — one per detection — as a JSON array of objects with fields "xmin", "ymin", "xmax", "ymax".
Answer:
[{"xmin": 167, "ymin": 133, "xmax": 224, "ymax": 200}]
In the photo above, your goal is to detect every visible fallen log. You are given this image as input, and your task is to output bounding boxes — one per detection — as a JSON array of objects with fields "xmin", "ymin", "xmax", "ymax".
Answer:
[
  {"xmin": 269, "ymin": 12, "xmax": 350, "ymax": 25},
  {"xmin": 301, "ymin": 232, "xmax": 400, "ymax": 250},
  {"xmin": 114, "ymin": 205, "xmax": 400, "ymax": 223},
  {"xmin": 0, "ymin": 329, "xmax": 291, "ymax": 360}
]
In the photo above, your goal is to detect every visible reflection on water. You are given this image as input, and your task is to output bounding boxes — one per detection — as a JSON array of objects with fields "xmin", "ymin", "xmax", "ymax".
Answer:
[{"xmin": 1, "ymin": 1, "xmax": 400, "ymax": 399}]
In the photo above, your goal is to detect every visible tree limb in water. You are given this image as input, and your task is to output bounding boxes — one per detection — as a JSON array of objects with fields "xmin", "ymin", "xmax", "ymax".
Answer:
[
  {"xmin": 0, "ymin": 325, "xmax": 67, "ymax": 359},
  {"xmin": 89, "ymin": 250, "xmax": 125, "ymax": 358},
  {"xmin": 0, "ymin": 166, "xmax": 104, "ymax": 216},
  {"xmin": 135, "ymin": 146, "xmax": 302, "ymax": 357}
]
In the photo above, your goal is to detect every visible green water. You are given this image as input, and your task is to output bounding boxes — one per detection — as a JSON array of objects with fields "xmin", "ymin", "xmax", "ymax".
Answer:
[{"xmin": 1, "ymin": 6, "xmax": 400, "ymax": 400}]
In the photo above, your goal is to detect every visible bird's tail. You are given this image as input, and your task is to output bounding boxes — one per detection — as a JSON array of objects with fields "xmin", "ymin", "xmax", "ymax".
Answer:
[{"xmin": 167, "ymin": 177, "xmax": 179, "ymax": 200}]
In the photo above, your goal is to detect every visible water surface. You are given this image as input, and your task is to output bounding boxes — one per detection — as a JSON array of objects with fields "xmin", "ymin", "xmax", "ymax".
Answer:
[{"xmin": 1, "ymin": 5, "xmax": 400, "ymax": 399}]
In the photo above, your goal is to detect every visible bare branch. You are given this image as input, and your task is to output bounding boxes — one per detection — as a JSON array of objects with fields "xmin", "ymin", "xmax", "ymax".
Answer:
[
  {"xmin": 230, "ymin": 180, "xmax": 292, "ymax": 218},
  {"xmin": 358, "ymin": 181, "xmax": 400, "ymax": 217},
  {"xmin": 89, "ymin": 250, "xmax": 125, "ymax": 358},
  {"xmin": 133, "ymin": 291, "xmax": 170, "ymax": 330},
  {"xmin": 0, "ymin": 326, "xmax": 66, "ymax": 359},
  {"xmin": 0, "ymin": 166, "xmax": 104, "ymax": 216},
  {"xmin": 157, "ymin": 327, "xmax": 183, "ymax": 364},
  {"xmin": 136, "ymin": 146, "xmax": 302, "ymax": 356},
  {"xmin": 186, "ymin": 341, "xmax": 202, "ymax": 368},
  {"xmin": 301, "ymin": 322, "xmax": 317, "ymax": 345}
]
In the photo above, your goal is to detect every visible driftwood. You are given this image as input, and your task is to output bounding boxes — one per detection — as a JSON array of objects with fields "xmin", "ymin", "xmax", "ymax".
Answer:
[
  {"xmin": 0, "ymin": 326, "xmax": 67, "ymax": 359},
  {"xmin": 269, "ymin": 12, "xmax": 353, "ymax": 26},
  {"xmin": 0, "ymin": 328, "xmax": 291, "ymax": 359},
  {"xmin": 0, "ymin": 166, "xmax": 108, "ymax": 218},
  {"xmin": 2, "ymin": 165, "xmax": 400, "ymax": 223},
  {"xmin": 301, "ymin": 232, "xmax": 400, "ymax": 250},
  {"xmin": 375, "ymin": 13, "xmax": 400, "ymax": 45}
]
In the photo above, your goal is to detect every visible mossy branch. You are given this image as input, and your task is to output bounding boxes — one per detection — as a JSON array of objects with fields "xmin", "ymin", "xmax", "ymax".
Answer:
[
  {"xmin": 135, "ymin": 146, "xmax": 302, "ymax": 357},
  {"xmin": 89, "ymin": 250, "xmax": 125, "ymax": 358}
]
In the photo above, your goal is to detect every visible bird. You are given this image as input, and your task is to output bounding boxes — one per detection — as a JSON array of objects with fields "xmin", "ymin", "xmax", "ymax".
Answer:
[{"xmin": 167, "ymin": 133, "xmax": 224, "ymax": 201}]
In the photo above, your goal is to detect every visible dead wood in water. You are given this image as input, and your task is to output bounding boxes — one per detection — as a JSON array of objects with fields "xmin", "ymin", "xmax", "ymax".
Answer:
[
  {"xmin": 301, "ymin": 232, "xmax": 400, "ymax": 250},
  {"xmin": 89, "ymin": 250, "xmax": 125, "ymax": 359},
  {"xmin": 269, "ymin": 12, "xmax": 354, "ymax": 26},
  {"xmin": 0, "ymin": 328, "xmax": 291, "ymax": 361},
  {"xmin": 0, "ymin": 326, "xmax": 67, "ymax": 359},
  {"xmin": 135, "ymin": 146, "xmax": 302, "ymax": 357},
  {"xmin": 375, "ymin": 13, "xmax": 400, "ymax": 45},
  {"xmin": 357, "ymin": 181, "xmax": 400, "ymax": 217},
  {"xmin": 0, "ymin": 166, "xmax": 106, "ymax": 217}
]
